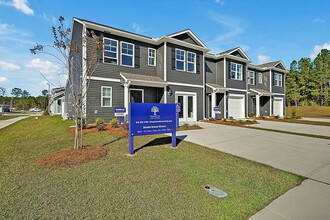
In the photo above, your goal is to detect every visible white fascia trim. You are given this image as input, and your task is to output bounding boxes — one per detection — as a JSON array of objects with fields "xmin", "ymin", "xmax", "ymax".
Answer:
[
  {"xmin": 250, "ymin": 88, "xmax": 262, "ymax": 95},
  {"xmin": 167, "ymin": 29, "xmax": 208, "ymax": 49},
  {"xmin": 269, "ymin": 70, "xmax": 272, "ymax": 93},
  {"xmin": 202, "ymin": 52, "xmax": 205, "ymax": 119},
  {"xmin": 164, "ymin": 42, "xmax": 167, "ymax": 103},
  {"xmin": 272, "ymin": 93, "xmax": 285, "ymax": 96},
  {"xmin": 228, "ymin": 47, "xmax": 252, "ymax": 62},
  {"xmin": 228, "ymin": 88, "xmax": 248, "ymax": 92},
  {"xmin": 159, "ymin": 36, "xmax": 210, "ymax": 52},
  {"xmin": 223, "ymin": 57, "xmax": 226, "ymax": 87},
  {"xmin": 82, "ymin": 23, "xmax": 87, "ymax": 116},
  {"xmin": 89, "ymin": 76, "xmax": 121, "ymax": 83},
  {"xmin": 205, "ymin": 53, "xmax": 252, "ymax": 63},
  {"xmin": 168, "ymin": 82, "xmax": 204, "ymax": 88},
  {"xmin": 206, "ymin": 84, "xmax": 228, "ymax": 91},
  {"xmin": 128, "ymin": 79, "xmax": 168, "ymax": 88},
  {"xmin": 270, "ymin": 67, "xmax": 288, "ymax": 74}
]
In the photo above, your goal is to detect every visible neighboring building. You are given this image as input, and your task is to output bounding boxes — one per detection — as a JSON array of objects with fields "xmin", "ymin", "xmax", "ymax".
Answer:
[
  {"xmin": 63, "ymin": 18, "xmax": 288, "ymax": 122},
  {"xmin": 49, "ymin": 87, "xmax": 65, "ymax": 115},
  {"xmin": 0, "ymin": 104, "xmax": 10, "ymax": 113}
]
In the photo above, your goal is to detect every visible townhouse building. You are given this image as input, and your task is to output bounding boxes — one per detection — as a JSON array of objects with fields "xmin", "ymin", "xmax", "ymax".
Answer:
[{"xmin": 63, "ymin": 18, "xmax": 288, "ymax": 122}]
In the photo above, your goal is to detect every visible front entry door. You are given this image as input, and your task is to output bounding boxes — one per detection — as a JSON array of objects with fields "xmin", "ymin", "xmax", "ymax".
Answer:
[
  {"xmin": 130, "ymin": 89, "xmax": 144, "ymax": 103},
  {"xmin": 176, "ymin": 92, "xmax": 196, "ymax": 122}
]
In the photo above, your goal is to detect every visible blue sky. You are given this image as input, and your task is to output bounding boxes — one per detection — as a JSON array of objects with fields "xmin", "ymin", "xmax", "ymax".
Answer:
[{"xmin": 0, "ymin": 0, "xmax": 329, "ymax": 96}]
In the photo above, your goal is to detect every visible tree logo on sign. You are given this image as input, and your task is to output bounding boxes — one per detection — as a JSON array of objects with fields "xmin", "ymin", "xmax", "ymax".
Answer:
[{"xmin": 151, "ymin": 106, "xmax": 159, "ymax": 115}]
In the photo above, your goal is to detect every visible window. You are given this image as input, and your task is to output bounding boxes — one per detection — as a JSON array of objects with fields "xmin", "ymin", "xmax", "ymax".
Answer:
[
  {"xmin": 121, "ymin": 42, "xmax": 134, "ymax": 67},
  {"xmin": 259, "ymin": 73, "xmax": 262, "ymax": 84},
  {"xmin": 230, "ymin": 62, "xmax": 243, "ymax": 80},
  {"xmin": 175, "ymin": 49, "xmax": 185, "ymax": 71},
  {"xmin": 101, "ymin": 86, "xmax": 112, "ymax": 107},
  {"xmin": 103, "ymin": 38, "xmax": 118, "ymax": 64},
  {"xmin": 248, "ymin": 71, "xmax": 255, "ymax": 85},
  {"xmin": 274, "ymin": 73, "xmax": 283, "ymax": 87},
  {"xmin": 187, "ymin": 52, "xmax": 196, "ymax": 73},
  {"xmin": 148, "ymin": 48, "xmax": 156, "ymax": 66}
]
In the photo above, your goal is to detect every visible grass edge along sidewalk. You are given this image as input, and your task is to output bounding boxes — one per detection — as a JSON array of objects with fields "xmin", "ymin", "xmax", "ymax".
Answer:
[{"xmin": 0, "ymin": 116, "xmax": 304, "ymax": 219}]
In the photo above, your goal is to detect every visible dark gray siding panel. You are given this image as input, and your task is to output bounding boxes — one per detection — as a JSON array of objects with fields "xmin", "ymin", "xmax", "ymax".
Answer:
[
  {"xmin": 231, "ymin": 50, "xmax": 243, "ymax": 58},
  {"xmin": 86, "ymin": 80, "xmax": 124, "ymax": 123},
  {"xmin": 87, "ymin": 29, "xmax": 158, "ymax": 79},
  {"xmin": 248, "ymin": 95, "xmax": 255, "ymax": 116},
  {"xmin": 260, "ymin": 96, "xmax": 270, "ymax": 116},
  {"xmin": 272, "ymin": 71, "xmax": 285, "ymax": 94},
  {"xmin": 166, "ymin": 85, "xmax": 203, "ymax": 120},
  {"xmin": 226, "ymin": 58, "xmax": 247, "ymax": 90},
  {"xmin": 172, "ymin": 33, "xmax": 198, "ymax": 45},
  {"xmin": 247, "ymin": 68, "xmax": 270, "ymax": 92},
  {"xmin": 157, "ymin": 43, "xmax": 164, "ymax": 79},
  {"xmin": 166, "ymin": 43, "xmax": 203, "ymax": 85},
  {"xmin": 217, "ymin": 59, "xmax": 224, "ymax": 86},
  {"xmin": 205, "ymin": 58, "xmax": 216, "ymax": 84}
]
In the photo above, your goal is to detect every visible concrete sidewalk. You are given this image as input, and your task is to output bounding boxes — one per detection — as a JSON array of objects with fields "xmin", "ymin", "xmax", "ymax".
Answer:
[
  {"xmin": 248, "ymin": 120, "xmax": 330, "ymax": 137},
  {"xmin": 177, "ymin": 122, "xmax": 330, "ymax": 219},
  {"xmin": 301, "ymin": 117, "xmax": 330, "ymax": 123},
  {"xmin": 0, "ymin": 116, "xmax": 30, "ymax": 130}
]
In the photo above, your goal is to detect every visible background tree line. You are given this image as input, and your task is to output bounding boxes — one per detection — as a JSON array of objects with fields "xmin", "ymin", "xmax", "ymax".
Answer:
[
  {"xmin": 286, "ymin": 49, "xmax": 329, "ymax": 106},
  {"xmin": 0, "ymin": 87, "xmax": 49, "ymax": 111}
]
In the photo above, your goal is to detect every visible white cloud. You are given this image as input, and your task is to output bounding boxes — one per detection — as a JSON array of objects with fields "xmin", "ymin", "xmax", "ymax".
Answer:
[
  {"xmin": 25, "ymin": 58, "xmax": 60, "ymax": 74},
  {"xmin": 215, "ymin": 0, "xmax": 224, "ymax": 5},
  {"xmin": 0, "ymin": 61, "xmax": 20, "ymax": 71},
  {"xmin": 310, "ymin": 41, "xmax": 330, "ymax": 59},
  {"xmin": 132, "ymin": 23, "xmax": 143, "ymax": 34},
  {"xmin": 41, "ymin": 12, "xmax": 56, "ymax": 24},
  {"xmin": 0, "ymin": 0, "xmax": 34, "ymax": 15},
  {"xmin": 313, "ymin": 18, "xmax": 325, "ymax": 23},
  {"xmin": 257, "ymin": 55, "xmax": 270, "ymax": 64},
  {"xmin": 0, "ymin": 76, "xmax": 8, "ymax": 82}
]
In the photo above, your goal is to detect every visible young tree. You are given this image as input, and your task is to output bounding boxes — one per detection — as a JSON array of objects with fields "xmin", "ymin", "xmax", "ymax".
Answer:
[
  {"xmin": 42, "ymin": 89, "xmax": 49, "ymax": 97},
  {"xmin": 30, "ymin": 16, "xmax": 103, "ymax": 149}
]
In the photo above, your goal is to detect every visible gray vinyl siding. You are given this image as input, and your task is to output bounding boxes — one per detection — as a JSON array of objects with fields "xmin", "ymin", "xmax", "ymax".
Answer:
[
  {"xmin": 129, "ymin": 86, "xmax": 164, "ymax": 103},
  {"xmin": 217, "ymin": 59, "xmax": 224, "ymax": 86},
  {"xmin": 231, "ymin": 50, "xmax": 243, "ymax": 58},
  {"xmin": 172, "ymin": 33, "xmax": 199, "ymax": 45},
  {"xmin": 272, "ymin": 71, "xmax": 285, "ymax": 94},
  {"xmin": 166, "ymin": 43, "xmax": 203, "ymax": 85},
  {"xmin": 205, "ymin": 58, "xmax": 216, "ymax": 84},
  {"xmin": 166, "ymin": 85, "xmax": 204, "ymax": 120},
  {"xmin": 247, "ymin": 68, "xmax": 270, "ymax": 92},
  {"xmin": 248, "ymin": 95, "xmax": 255, "ymax": 116},
  {"xmin": 87, "ymin": 29, "xmax": 158, "ymax": 80},
  {"xmin": 226, "ymin": 58, "xmax": 247, "ymax": 90},
  {"xmin": 157, "ymin": 43, "xmax": 165, "ymax": 80}
]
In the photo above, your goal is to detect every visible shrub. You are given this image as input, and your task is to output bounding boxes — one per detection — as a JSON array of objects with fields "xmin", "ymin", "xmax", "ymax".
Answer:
[
  {"xmin": 252, "ymin": 120, "xmax": 257, "ymax": 123},
  {"xmin": 182, "ymin": 123, "xmax": 189, "ymax": 129},
  {"xmin": 248, "ymin": 112, "xmax": 255, "ymax": 117},
  {"xmin": 223, "ymin": 118, "xmax": 227, "ymax": 122},
  {"xmin": 217, "ymin": 117, "xmax": 222, "ymax": 120},
  {"xmin": 110, "ymin": 117, "xmax": 119, "ymax": 126},
  {"xmin": 230, "ymin": 120, "xmax": 235, "ymax": 124},
  {"xmin": 275, "ymin": 115, "xmax": 280, "ymax": 119},
  {"xmin": 95, "ymin": 117, "xmax": 104, "ymax": 126},
  {"xmin": 77, "ymin": 117, "xmax": 87, "ymax": 129},
  {"xmin": 284, "ymin": 116, "xmax": 290, "ymax": 119},
  {"xmin": 122, "ymin": 122, "xmax": 129, "ymax": 130},
  {"xmin": 238, "ymin": 120, "xmax": 245, "ymax": 124},
  {"xmin": 209, "ymin": 117, "xmax": 215, "ymax": 121},
  {"xmin": 246, "ymin": 120, "xmax": 252, "ymax": 124},
  {"xmin": 97, "ymin": 124, "xmax": 106, "ymax": 131},
  {"xmin": 229, "ymin": 116, "xmax": 234, "ymax": 120},
  {"xmin": 192, "ymin": 124, "xmax": 200, "ymax": 128},
  {"xmin": 291, "ymin": 108, "xmax": 297, "ymax": 118}
]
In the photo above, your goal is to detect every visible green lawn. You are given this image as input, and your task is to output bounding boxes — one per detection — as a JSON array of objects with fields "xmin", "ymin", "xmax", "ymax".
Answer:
[
  {"xmin": 0, "ymin": 116, "xmax": 304, "ymax": 219},
  {"xmin": 0, "ymin": 116, "xmax": 16, "ymax": 120}
]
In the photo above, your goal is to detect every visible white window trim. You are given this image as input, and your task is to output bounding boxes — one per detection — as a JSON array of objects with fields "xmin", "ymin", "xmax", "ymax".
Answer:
[
  {"xmin": 187, "ymin": 51, "xmax": 196, "ymax": 73},
  {"xmin": 120, "ymin": 41, "xmax": 135, "ymax": 67},
  {"xmin": 274, "ymin": 73, "xmax": 283, "ymax": 87},
  {"xmin": 248, "ymin": 71, "xmax": 255, "ymax": 85},
  {"xmin": 175, "ymin": 48, "xmax": 185, "ymax": 72},
  {"xmin": 230, "ymin": 62, "xmax": 243, "ymax": 81},
  {"xmin": 129, "ymin": 88, "xmax": 144, "ymax": 103},
  {"xmin": 101, "ymin": 86, "xmax": 112, "ymax": 107},
  {"xmin": 259, "ymin": 72, "xmax": 262, "ymax": 84},
  {"xmin": 148, "ymin": 48, "xmax": 156, "ymax": 66},
  {"xmin": 103, "ymin": 37, "xmax": 118, "ymax": 65}
]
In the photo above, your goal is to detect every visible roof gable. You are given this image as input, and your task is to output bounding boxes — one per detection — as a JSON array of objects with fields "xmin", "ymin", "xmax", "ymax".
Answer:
[
  {"xmin": 219, "ymin": 47, "xmax": 251, "ymax": 61},
  {"xmin": 167, "ymin": 29, "xmax": 208, "ymax": 48}
]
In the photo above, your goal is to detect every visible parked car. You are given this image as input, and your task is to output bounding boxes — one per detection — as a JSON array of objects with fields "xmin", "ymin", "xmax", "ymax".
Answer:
[{"xmin": 29, "ymin": 108, "xmax": 41, "ymax": 112}]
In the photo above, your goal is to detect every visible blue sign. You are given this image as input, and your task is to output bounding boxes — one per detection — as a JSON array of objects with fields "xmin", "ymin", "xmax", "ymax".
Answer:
[
  {"xmin": 114, "ymin": 107, "xmax": 126, "ymax": 116},
  {"xmin": 129, "ymin": 103, "xmax": 177, "ymax": 155},
  {"xmin": 213, "ymin": 107, "xmax": 220, "ymax": 113}
]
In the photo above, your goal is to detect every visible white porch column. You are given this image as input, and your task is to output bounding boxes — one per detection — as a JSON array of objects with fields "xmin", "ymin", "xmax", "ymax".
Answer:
[
  {"xmin": 211, "ymin": 92, "xmax": 216, "ymax": 118},
  {"xmin": 124, "ymin": 83, "xmax": 129, "ymax": 120},
  {"xmin": 224, "ymin": 92, "xmax": 227, "ymax": 118},
  {"xmin": 256, "ymin": 94, "xmax": 260, "ymax": 117},
  {"xmin": 163, "ymin": 86, "xmax": 167, "ymax": 103}
]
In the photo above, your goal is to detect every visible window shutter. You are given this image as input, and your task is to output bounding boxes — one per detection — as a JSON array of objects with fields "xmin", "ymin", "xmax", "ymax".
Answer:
[
  {"xmin": 196, "ymin": 54, "xmax": 200, "ymax": 74},
  {"xmin": 135, "ymin": 45, "xmax": 140, "ymax": 68},
  {"xmin": 98, "ymin": 34, "xmax": 104, "ymax": 63},
  {"xmin": 243, "ymin": 64, "xmax": 246, "ymax": 81},
  {"xmin": 228, "ymin": 61, "xmax": 231, "ymax": 79},
  {"xmin": 273, "ymin": 73, "xmax": 276, "ymax": 86},
  {"xmin": 171, "ymin": 47, "xmax": 175, "ymax": 70}
]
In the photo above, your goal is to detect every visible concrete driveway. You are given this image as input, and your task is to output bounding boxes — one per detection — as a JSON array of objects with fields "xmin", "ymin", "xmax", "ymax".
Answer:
[{"xmin": 177, "ymin": 122, "xmax": 330, "ymax": 219}]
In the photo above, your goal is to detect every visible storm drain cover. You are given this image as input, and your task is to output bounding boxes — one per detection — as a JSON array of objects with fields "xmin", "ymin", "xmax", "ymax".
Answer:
[{"xmin": 203, "ymin": 185, "xmax": 227, "ymax": 198}]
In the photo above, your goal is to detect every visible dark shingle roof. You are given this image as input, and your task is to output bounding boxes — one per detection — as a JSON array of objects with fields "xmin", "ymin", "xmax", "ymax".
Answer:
[
  {"xmin": 207, "ymin": 83, "xmax": 227, "ymax": 90},
  {"xmin": 120, "ymin": 72, "xmax": 166, "ymax": 83},
  {"xmin": 256, "ymin": 61, "xmax": 280, "ymax": 68},
  {"xmin": 218, "ymin": 47, "xmax": 240, "ymax": 55}
]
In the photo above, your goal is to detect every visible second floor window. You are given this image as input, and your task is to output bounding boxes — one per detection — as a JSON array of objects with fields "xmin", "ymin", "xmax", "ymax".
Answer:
[
  {"xmin": 103, "ymin": 38, "xmax": 118, "ymax": 64},
  {"xmin": 187, "ymin": 52, "xmax": 196, "ymax": 73},
  {"xmin": 176, "ymin": 49, "xmax": 185, "ymax": 71},
  {"xmin": 121, "ymin": 42, "xmax": 134, "ymax": 67},
  {"xmin": 274, "ymin": 73, "xmax": 283, "ymax": 87},
  {"xmin": 148, "ymin": 48, "xmax": 156, "ymax": 66},
  {"xmin": 230, "ymin": 62, "xmax": 243, "ymax": 80},
  {"xmin": 248, "ymin": 71, "xmax": 255, "ymax": 85},
  {"xmin": 259, "ymin": 73, "xmax": 262, "ymax": 84}
]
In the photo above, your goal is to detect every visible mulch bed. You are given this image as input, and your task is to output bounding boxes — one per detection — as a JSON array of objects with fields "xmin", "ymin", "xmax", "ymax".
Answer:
[
  {"xmin": 37, "ymin": 145, "xmax": 108, "ymax": 168},
  {"xmin": 68, "ymin": 124, "xmax": 129, "ymax": 136},
  {"xmin": 204, "ymin": 120, "xmax": 258, "ymax": 126},
  {"xmin": 177, "ymin": 125, "xmax": 203, "ymax": 131}
]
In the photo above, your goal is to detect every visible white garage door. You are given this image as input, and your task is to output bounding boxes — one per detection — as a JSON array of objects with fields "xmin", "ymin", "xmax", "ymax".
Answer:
[
  {"xmin": 228, "ymin": 95, "xmax": 245, "ymax": 119},
  {"xmin": 273, "ymin": 98, "xmax": 283, "ymax": 117}
]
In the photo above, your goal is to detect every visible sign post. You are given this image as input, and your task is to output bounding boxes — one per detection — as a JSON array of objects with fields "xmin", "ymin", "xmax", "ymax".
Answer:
[
  {"xmin": 213, "ymin": 107, "xmax": 220, "ymax": 120},
  {"xmin": 129, "ymin": 103, "xmax": 177, "ymax": 155},
  {"xmin": 114, "ymin": 107, "xmax": 126, "ymax": 125},
  {"xmin": 176, "ymin": 103, "xmax": 181, "ymax": 129}
]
